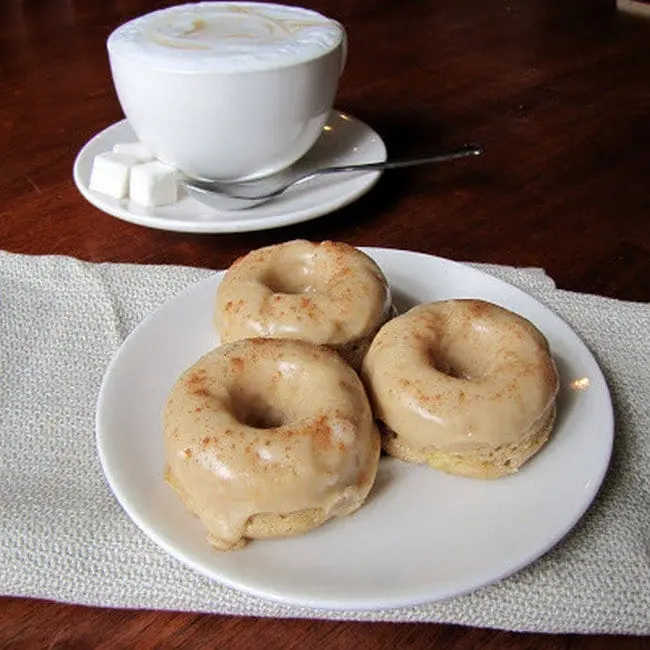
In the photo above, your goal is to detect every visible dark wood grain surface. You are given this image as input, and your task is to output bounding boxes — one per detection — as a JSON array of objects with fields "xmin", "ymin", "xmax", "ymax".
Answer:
[{"xmin": 1, "ymin": 0, "xmax": 649, "ymax": 647}]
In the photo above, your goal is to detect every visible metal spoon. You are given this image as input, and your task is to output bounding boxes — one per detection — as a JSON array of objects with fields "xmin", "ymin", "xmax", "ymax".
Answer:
[{"xmin": 183, "ymin": 143, "xmax": 483, "ymax": 211}]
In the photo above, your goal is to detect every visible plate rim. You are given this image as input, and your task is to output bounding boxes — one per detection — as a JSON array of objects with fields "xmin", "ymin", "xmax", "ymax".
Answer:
[
  {"xmin": 73, "ymin": 111, "xmax": 386, "ymax": 234},
  {"xmin": 95, "ymin": 247, "xmax": 614, "ymax": 610}
]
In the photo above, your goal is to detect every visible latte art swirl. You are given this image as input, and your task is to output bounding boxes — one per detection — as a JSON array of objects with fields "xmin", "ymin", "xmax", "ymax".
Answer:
[
  {"xmin": 109, "ymin": 2, "xmax": 344, "ymax": 72},
  {"xmin": 150, "ymin": 10, "xmax": 329, "ymax": 51}
]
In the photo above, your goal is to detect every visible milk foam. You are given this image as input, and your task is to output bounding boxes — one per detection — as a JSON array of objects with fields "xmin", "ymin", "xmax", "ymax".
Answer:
[{"xmin": 108, "ymin": 2, "xmax": 344, "ymax": 72}]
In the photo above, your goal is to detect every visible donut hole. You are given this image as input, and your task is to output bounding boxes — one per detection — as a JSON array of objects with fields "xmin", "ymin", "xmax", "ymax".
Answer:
[
  {"xmin": 262, "ymin": 268, "xmax": 318, "ymax": 295},
  {"xmin": 426, "ymin": 344, "xmax": 487, "ymax": 380},
  {"xmin": 229, "ymin": 389, "xmax": 285, "ymax": 429}
]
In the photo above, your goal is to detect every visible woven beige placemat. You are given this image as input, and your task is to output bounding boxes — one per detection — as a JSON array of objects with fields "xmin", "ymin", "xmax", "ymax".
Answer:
[{"xmin": 1, "ymin": 250, "xmax": 648, "ymax": 634}]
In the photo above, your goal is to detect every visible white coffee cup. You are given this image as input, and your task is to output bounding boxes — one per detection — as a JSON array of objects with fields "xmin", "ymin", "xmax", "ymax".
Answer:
[{"xmin": 106, "ymin": 2, "xmax": 346, "ymax": 181}]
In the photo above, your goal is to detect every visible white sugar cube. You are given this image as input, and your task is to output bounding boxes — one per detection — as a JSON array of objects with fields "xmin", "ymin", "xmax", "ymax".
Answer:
[
  {"xmin": 112, "ymin": 142, "xmax": 155, "ymax": 163},
  {"xmin": 88, "ymin": 152, "xmax": 140, "ymax": 199},
  {"xmin": 129, "ymin": 161, "xmax": 179, "ymax": 207}
]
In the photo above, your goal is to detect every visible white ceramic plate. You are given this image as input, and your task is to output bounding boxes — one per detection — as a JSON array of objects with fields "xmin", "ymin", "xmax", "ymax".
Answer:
[
  {"xmin": 73, "ymin": 111, "xmax": 385, "ymax": 233},
  {"xmin": 96, "ymin": 249, "xmax": 613, "ymax": 610}
]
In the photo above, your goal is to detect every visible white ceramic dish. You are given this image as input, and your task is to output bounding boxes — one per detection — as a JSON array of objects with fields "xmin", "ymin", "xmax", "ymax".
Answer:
[
  {"xmin": 96, "ymin": 249, "xmax": 614, "ymax": 611},
  {"xmin": 73, "ymin": 111, "xmax": 385, "ymax": 233}
]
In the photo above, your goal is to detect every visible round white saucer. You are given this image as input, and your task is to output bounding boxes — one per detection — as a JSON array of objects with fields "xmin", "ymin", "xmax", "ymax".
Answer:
[{"xmin": 73, "ymin": 111, "xmax": 386, "ymax": 234}]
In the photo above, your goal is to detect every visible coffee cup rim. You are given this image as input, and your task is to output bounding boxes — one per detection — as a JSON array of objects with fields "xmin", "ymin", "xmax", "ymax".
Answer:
[{"xmin": 106, "ymin": 2, "xmax": 346, "ymax": 75}]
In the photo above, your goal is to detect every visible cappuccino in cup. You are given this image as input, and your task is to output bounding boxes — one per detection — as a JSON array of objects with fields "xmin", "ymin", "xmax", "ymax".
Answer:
[{"xmin": 108, "ymin": 3, "xmax": 347, "ymax": 181}]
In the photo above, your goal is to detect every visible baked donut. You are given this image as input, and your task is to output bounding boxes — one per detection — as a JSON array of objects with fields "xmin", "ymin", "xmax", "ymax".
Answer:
[
  {"xmin": 361, "ymin": 299, "xmax": 559, "ymax": 478},
  {"xmin": 215, "ymin": 240, "xmax": 393, "ymax": 370},
  {"xmin": 164, "ymin": 338, "xmax": 381, "ymax": 550}
]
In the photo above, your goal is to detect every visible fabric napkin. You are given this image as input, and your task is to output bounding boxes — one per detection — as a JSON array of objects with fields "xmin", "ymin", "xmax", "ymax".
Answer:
[{"xmin": 1, "ymin": 250, "xmax": 648, "ymax": 635}]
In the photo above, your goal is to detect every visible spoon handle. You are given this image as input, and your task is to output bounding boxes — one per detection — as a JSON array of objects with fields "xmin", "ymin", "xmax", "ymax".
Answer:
[{"xmin": 317, "ymin": 143, "xmax": 484, "ymax": 176}]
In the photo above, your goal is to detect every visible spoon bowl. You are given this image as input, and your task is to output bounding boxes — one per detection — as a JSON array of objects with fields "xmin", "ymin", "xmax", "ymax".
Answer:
[{"xmin": 183, "ymin": 144, "xmax": 483, "ymax": 211}]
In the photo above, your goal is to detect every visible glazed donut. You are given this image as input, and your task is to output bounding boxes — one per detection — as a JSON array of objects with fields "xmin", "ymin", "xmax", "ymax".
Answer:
[
  {"xmin": 361, "ymin": 300, "xmax": 559, "ymax": 478},
  {"xmin": 164, "ymin": 338, "xmax": 380, "ymax": 550},
  {"xmin": 215, "ymin": 240, "xmax": 393, "ymax": 370}
]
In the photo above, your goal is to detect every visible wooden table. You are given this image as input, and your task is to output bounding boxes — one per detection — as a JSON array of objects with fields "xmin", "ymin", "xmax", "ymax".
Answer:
[{"xmin": 1, "ymin": 0, "xmax": 648, "ymax": 647}]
